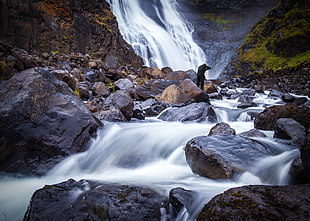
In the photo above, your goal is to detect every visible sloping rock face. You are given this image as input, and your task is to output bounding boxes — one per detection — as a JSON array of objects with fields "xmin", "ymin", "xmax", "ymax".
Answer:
[
  {"xmin": 230, "ymin": 0, "xmax": 310, "ymax": 95},
  {"xmin": 185, "ymin": 135, "xmax": 273, "ymax": 179},
  {"xmin": 0, "ymin": 0, "xmax": 143, "ymax": 68},
  {"xmin": 197, "ymin": 184, "xmax": 310, "ymax": 221},
  {"xmin": 254, "ymin": 103, "xmax": 310, "ymax": 130},
  {"xmin": 24, "ymin": 179, "xmax": 169, "ymax": 221},
  {"xmin": 0, "ymin": 68, "xmax": 100, "ymax": 175}
]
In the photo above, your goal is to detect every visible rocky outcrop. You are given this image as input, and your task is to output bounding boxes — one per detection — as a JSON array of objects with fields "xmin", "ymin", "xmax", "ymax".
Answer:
[
  {"xmin": 230, "ymin": 0, "xmax": 310, "ymax": 95},
  {"xmin": 273, "ymin": 118, "xmax": 306, "ymax": 144},
  {"xmin": 185, "ymin": 135, "xmax": 273, "ymax": 179},
  {"xmin": 254, "ymin": 103, "xmax": 310, "ymax": 130},
  {"xmin": 158, "ymin": 102, "xmax": 217, "ymax": 123},
  {"xmin": 208, "ymin": 122, "xmax": 236, "ymax": 136},
  {"xmin": 24, "ymin": 179, "xmax": 169, "ymax": 221},
  {"xmin": 0, "ymin": 68, "xmax": 100, "ymax": 175},
  {"xmin": 0, "ymin": 0, "xmax": 143, "ymax": 68},
  {"xmin": 197, "ymin": 184, "xmax": 310, "ymax": 221}
]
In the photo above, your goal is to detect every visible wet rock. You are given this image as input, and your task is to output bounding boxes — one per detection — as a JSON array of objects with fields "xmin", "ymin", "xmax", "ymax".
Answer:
[
  {"xmin": 169, "ymin": 187, "xmax": 199, "ymax": 218},
  {"xmin": 104, "ymin": 90, "xmax": 134, "ymax": 120},
  {"xmin": 158, "ymin": 102, "xmax": 217, "ymax": 123},
  {"xmin": 281, "ymin": 93, "xmax": 295, "ymax": 103},
  {"xmin": 92, "ymin": 82, "xmax": 110, "ymax": 97},
  {"xmin": 0, "ymin": 68, "xmax": 100, "ymax": 175},
  {"xmin": 300, "ymin": 133, "xmax": 310, "ymax": 179},
  {"xmin": 273, "ymin": 118, "xmax": 306, "ymax": 144},
  {"xmin": 24, "ymin": 179, "xmax": 169, "ymax": 221},
  {"xmin": 114, "ymin": 78, "xmax": 134, "ymax": 90},
  {"xmin": 161, "ymin": 66, "xmax": 173, "ymax": 74},
  {"xmin": 179, "ymin": 79, "xmax": 211, "ymax": 104},
  {"xmin": 268, "ymin": 89, "xmax": 284, "ymax": 98},
  {"xmin": 77, "ymin": 81, "xmax": 90, "ymax": 100},
  {"xmin": 204, "ymin": 81, "xmax": 218, "ymax": 94},
  {"xmin": 157, "ymin": 84, "xmax": 190, "ymax": 104},
  {"xmin": 164, "ymin": 70, "xmax": 189, "ymax": 81},
  {"xmin": 288, "ymin": 157, "xmax": 310, "ymax": 184},
  {"xmin": 254, "ymin": 103, "xmax": 310, "ymax": 130},
  {"xmin": 185, "ymin": 135, "xmax": 273, "ymax": 179},
  {"xmin": 134, "ymin": 79, "xmax": 175, "ymax": 100},
  {"xmin": 51, "ymin": 69, "xmax": 77, "ymax": 90},
  {"xmin": 239, "ymin": 129, "xmax": 267, "ymax": 138},
  {"xmin": 294, "ymin": 97, "xmax": 308, "ymax": 106},
  {"xmin": 208, "ymin": 122, "xmax": 236, "ymax": 136},
  {"xmin": 237, "ymin": 102, "xmax": 257, "ymax": 109},
  {"xmin": 95, "ymin": 109, "xmax": 128, "ymax": 122},
  {"xmin": 140, "ymin": 67, "xmax": 163, "ymax": 79},
  {"xmin": 141, "ymin": 99, "xmax": 168, "ymax": 117},
  {"xmin": 197, "ymin": 184, "xmax": 310, "ymax": 221}
]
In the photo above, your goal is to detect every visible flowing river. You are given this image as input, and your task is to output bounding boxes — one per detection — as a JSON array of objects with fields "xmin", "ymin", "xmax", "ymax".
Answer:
[
  {"xmin": 0, "ymin": 1, "xmax": 304, "ymax": 220},
  {"xmin": 0, "ymin": 91, "xmax": 300, "ymax": 220}
]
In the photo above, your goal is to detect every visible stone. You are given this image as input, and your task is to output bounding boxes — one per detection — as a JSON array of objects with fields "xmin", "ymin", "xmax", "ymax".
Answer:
[
  {"xmin": 92, "ymin": 82, "xmax": 110, "ymax": 97},
  {"xmin": 239, "ymin": 129, "xmax": 267, "ymax": 138},
  {"xmin": 300, "ymin": 133, "xmax": 310, "ymax": 179},
  {"xmin": 185, "ymin": 135, "xmax": 273, "ymax": 179},
  {"xmin": 114, "ymin": 78, "xmax": 134, "ymax": 90},
  {"xmin": 95, "ymin": 109, "xmax": 128, "ymax": 122},
  {"xmin": 0, "ymin": 68, "xmax": 100, "ymax": 175},
  {"xmin": 158, "ymin": 102, "xmax": 217, "ymax": 123},
  {"xmin": 140, "ymin": 67, "xmax": 163, "ymax": 79},
  {"xmin": 169, "ymin": 187, "xmax": 198, "ymax": 217},
  {"xmin": 24, "ymin": 179, "xmax": 169, "ymax": 221},
  {"xmin": 164, "ymin": 70, "xmax": 189, "ymax": 81},
  {"xmin": 157, "ymin": 84, "xmax": 190, "ymax": 104},
  {"xmin": 254, "ymin": 103, "xmax": 310, "ymax": 130},
  {"xmin": 104, "ymin": 90, "xmax": 134, "ymax": 120},
  {"xmin": 203, "ymin": 81, "xmax": 218, "ymax": 94},
  {"xmin": 208, "ymin": 122, "xmax": 236, "ymax": 136},
  {"xmin": 178, "ymin": 79, "xmax": 211, "ymax": 104},
  {"xmin": 197, "ymin": 184, "xmax": 310, "ymax": 221},
  {"xmin": 273, "ymin": 118, "xmax": 306, "ymax": 144},
  {"xmin": 134, "ymin": 79, "xmax": 175, "ymax": 100}
]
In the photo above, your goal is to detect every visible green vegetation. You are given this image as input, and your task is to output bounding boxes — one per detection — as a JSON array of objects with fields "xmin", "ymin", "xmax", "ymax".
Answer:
[{"xmin": 236, "ymin": 1, "xmax": 310, "ymax": 73}]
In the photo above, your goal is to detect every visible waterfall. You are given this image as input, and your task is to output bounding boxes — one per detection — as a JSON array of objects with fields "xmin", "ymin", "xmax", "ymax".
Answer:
[{"xmin": 106, "ymin": 0, "xmax": 206, "ymax": 71}]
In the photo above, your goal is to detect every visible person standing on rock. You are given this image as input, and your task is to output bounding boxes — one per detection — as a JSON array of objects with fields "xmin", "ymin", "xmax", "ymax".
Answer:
[{"xmin": 196, "ymin": 63, "xmax": 211, "ymax": 90}]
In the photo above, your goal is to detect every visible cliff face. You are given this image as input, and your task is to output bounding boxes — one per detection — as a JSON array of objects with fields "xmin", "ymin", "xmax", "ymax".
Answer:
[
  {"xmin": 0, "ymin": 0, "xmax": 143, "ymax": 67},
  {"xmin": 229, "ymin": 0, "xmax": 310, "ymax": 95}
]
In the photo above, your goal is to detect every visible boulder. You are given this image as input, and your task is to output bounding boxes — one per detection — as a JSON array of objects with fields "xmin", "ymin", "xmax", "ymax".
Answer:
[
  {"xmin": 92, "ymin": 82, "xmax": 110, "ymax": 97},
  {"xmin": 24, "ymin": 179, "xmax": 169, "ymax": 221},
  {"xmin": 185, "ymin": 135, "xmax": 273, "ymax": 179},
  {"xmin": 140, "ymin": 67, "xmax": 163, "ymax": 79},
  {"xmin": 273, "ymin": 118, "xmax": 306, "ymax": 144},
  {"xmin": 203, "ymin": 81, "xmax": 218, "ymax": 94},
  {"xmin": 135, "ymin": 79, "xmax": 175, "ymax": 100},
  {"xmin": 208, "ymin": 122, "xmax": 236, "ymax": 136},
  {"xmin": 178, "ymin": 79, "xmax": 211, "ymax": 104},
  {"xmin": 156, "ymin": 84, "xmax": 190, "ymax": 104},
  {"xmin": 140, "ymin": 99, "xmax": 168, "ymax": 117},
  {"xmin": 239, "ymin": 129, "xmax": 267, "ymax": 138},
  {"xmin": 95, "ymin": 109, "xmax": 128, "ymax": 122},
  {"xmin": 104, "ymin": 90, "xmax": 134, "ymax": 120},
  {"xmin": 300, "ymin": 133, "xmax": 310, "ymax": 179},
  {"xmin": 254, "ymin": 103, "xmax": 310, "ymax": 130},
  {"xmin": 169, "ymin": 187, "xmax": 199, "ymax": 218},
  {"xmin": 158, "ymin": 102, "xmax": 217, "ymax": 123},
  {"xmin": 197, "ymin": 184, "xmax": 310, "ymax": 221},
  {"xmin": 114, "ymin": 78, "xmax": 134, "ymax": 90},
  {"xmin": 164, "ymin": 70, "xmax": 189, "ymax": 81},
  {"xmin": 0, "ymin": 68, "xmax": 100, "ymax": 175}
]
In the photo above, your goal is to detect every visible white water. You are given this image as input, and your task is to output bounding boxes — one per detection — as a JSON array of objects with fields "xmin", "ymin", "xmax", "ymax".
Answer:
[
  {"xmin": 0, "ymin": 90, "xmax": 302, "ymax": 221},
  {"xmin": 106, "ymin": 0, "xmax": 206, "ymax": 71}
]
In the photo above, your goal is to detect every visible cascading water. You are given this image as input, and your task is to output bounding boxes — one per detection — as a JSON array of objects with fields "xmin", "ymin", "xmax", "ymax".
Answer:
[
  {"xmin": 0, "ymin": 90, "xmax": 303, "ymax": 221},
  {"xmin": 106, "ymin": 0, "xmax": 207, "ymax": 71}
]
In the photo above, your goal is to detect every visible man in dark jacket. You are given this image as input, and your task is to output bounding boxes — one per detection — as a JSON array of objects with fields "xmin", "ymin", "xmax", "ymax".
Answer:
[{"xmin": 196, "ymin": 63, "xmax": 211, "ymax": 90}]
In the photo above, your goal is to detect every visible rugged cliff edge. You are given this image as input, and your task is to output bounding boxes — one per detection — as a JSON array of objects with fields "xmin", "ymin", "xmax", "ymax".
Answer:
[
  {"xmin": 0, "ymin": 0, "xmax": 143, "ymax": 68},
  {"xmin": 229, "ymin": 0, "xmax": 310, "ymax": 96}
]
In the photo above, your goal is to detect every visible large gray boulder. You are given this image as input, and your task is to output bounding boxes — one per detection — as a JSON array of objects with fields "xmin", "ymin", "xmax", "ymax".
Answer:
[
  {"xmin": 158, "ymin": 102, "xmax": 217, "ymax": 123},
  {"xmin": 185, "ymin": 135, "xmax": 273, "ymax": 179},
  {"xmin": 197, "ymin": 184, "xmax": 310, "ymax": 221},
  {"xmin": 24, "ymin": 179, "xmax": 169, "ymax": 221},
  {"xmin": 0, "ymin": 68, "xmax": 100, "ymax": 175},
  {"xmin": 273, "ymin": 118, "xmax": 306, "ymax": 144}
]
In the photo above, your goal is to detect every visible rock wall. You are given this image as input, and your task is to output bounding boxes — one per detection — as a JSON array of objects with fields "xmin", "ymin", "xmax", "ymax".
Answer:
[
  {"xmin": 0, "ymin": 0, "xmax": 143, "ymax": 68},
  {"xmin": 229, "ymin": 0, "xmax": 310, "ymax": 95}
]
